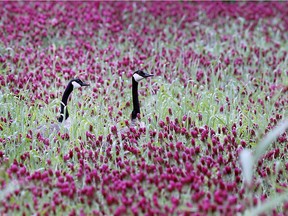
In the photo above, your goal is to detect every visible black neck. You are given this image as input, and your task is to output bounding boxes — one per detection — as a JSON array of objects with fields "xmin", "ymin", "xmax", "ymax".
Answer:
[
  {"xmin": 131, "ymin": 77, "xmax": 140, "ymax": 120},
  {"xmin": 58, "ymin": 82, "xmax": 73, "ymax": 122}
]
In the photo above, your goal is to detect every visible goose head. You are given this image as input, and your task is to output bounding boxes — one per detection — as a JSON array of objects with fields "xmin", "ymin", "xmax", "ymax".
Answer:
[
  {"xmin": 70, "ymin": 78, "xmax": 90, "ymax": 89},
  {"xmin": 132, "ymin": 70, "xmax": 154, "ymax": 82}
]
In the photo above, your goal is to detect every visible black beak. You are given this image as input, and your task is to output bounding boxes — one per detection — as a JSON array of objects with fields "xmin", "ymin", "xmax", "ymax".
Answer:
[
  {"xmin": 143, "ymin": 72, "xmax": 154, "ymax": 78},
  {"xmin": 81, "ymin": 82, "xmax": 90, "ymax": 87}
]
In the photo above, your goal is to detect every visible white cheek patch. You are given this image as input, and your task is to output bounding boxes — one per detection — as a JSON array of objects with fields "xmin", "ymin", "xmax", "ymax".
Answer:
[
  {"xmin": 133, "ymin": 73, "xmax": 144, "ymax": 82},
  {"xmin": 72, "ymin": 81, "xmax": 81, "ymax": 89}
]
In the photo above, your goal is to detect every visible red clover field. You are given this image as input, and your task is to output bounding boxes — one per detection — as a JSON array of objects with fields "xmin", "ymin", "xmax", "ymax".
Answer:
[{"xmin": 0, "ymin": 2, "xmax": 288, "ymax": 216}]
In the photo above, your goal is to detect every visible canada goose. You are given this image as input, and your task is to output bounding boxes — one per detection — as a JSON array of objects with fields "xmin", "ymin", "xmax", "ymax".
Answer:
[
  {"xmin": 131, "ymin": 70, "xmax": 154, "ymax": 122},
  {"xmin": 37, "ymin": 78, "xmax": 89, "ymax": 135},
  {"xmin": 105, "ymin": 70, "xmax": 153, "ymax": 149},
  {"xmin": 58, "ymin": 78, "xmax": 90, "ymax": 123}
]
